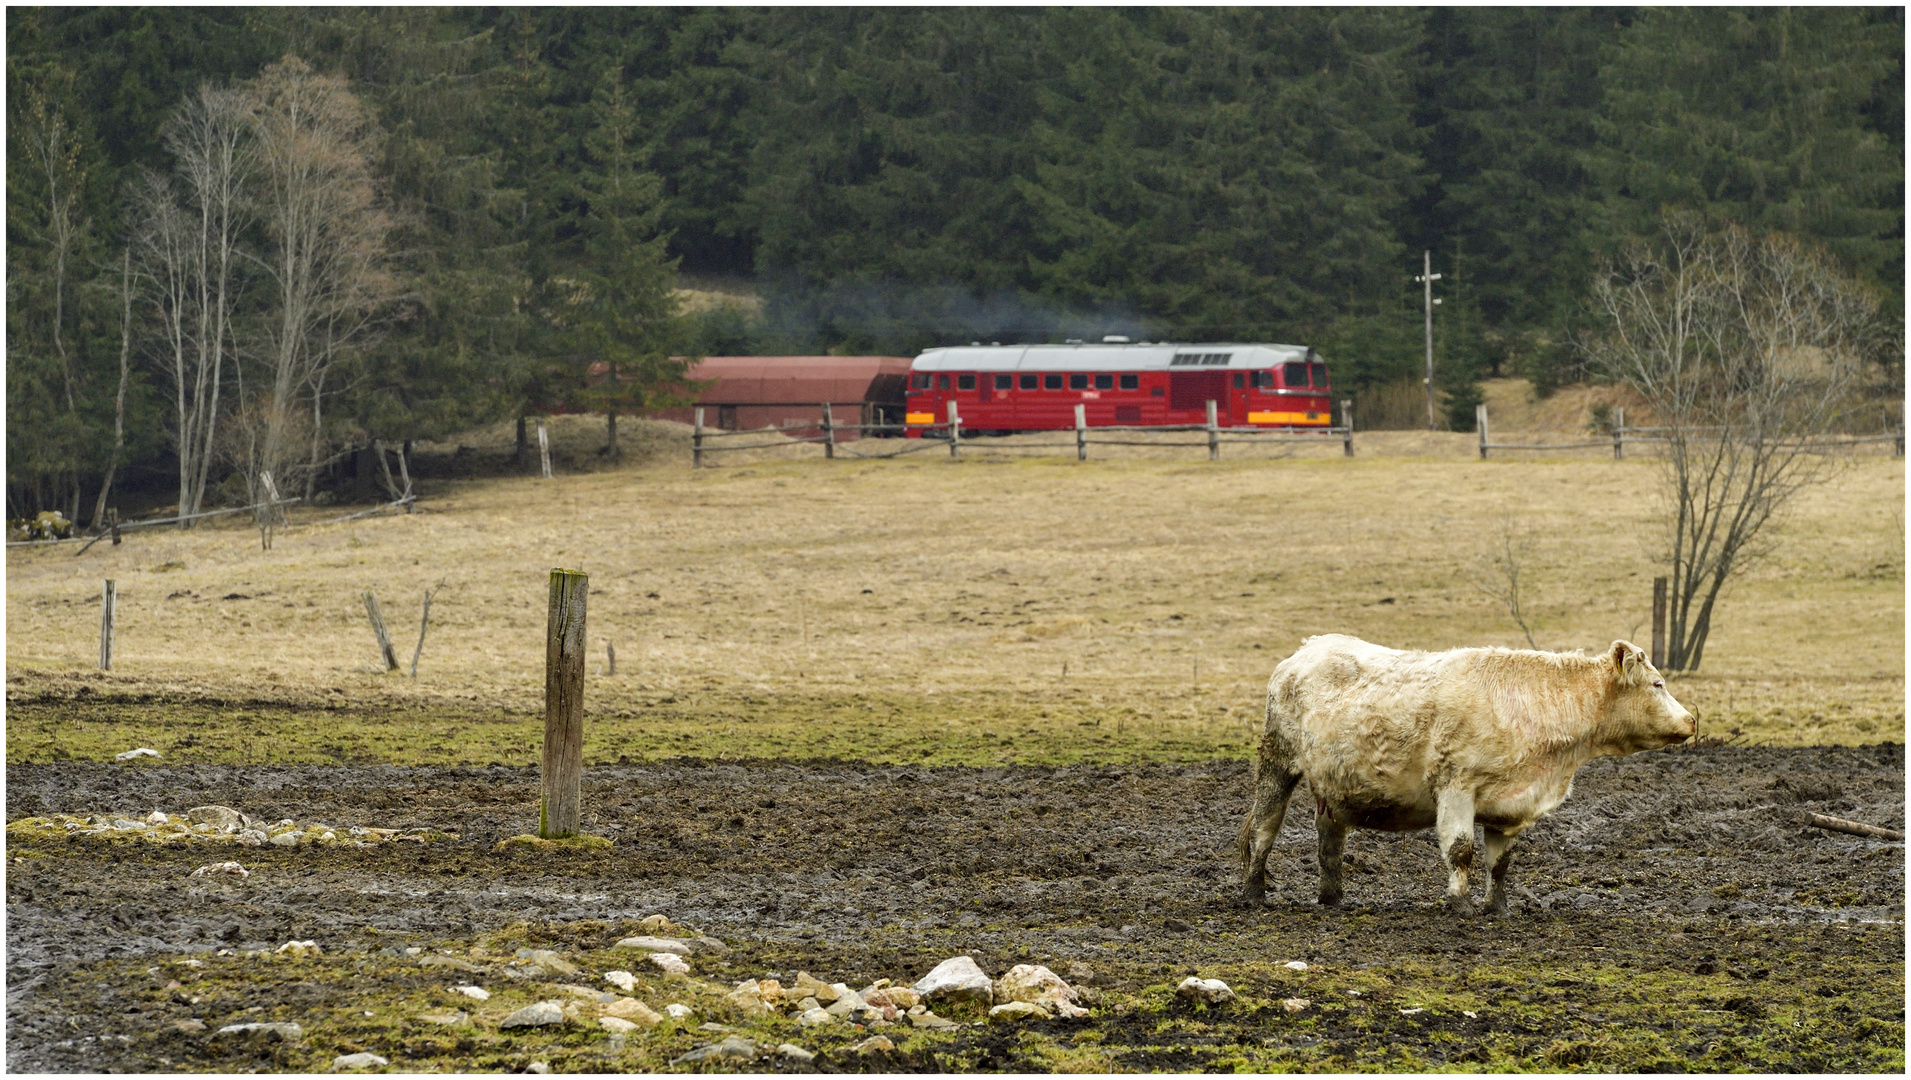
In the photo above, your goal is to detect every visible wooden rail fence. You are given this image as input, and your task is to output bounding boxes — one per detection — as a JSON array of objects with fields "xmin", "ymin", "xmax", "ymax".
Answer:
[
  {"xmin": 1476, "ymin": 405, "xmax": 1903, "ymax": 460},
  {"xmin": 692, "ymin": 399, "xmax": 1356, "ymax": 466}
]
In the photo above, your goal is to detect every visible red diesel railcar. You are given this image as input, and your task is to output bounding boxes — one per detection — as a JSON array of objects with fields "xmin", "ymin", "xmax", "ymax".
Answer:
[{"xmin": 903, "ymin": 341, "xmax": 1332, "ymax": 435}]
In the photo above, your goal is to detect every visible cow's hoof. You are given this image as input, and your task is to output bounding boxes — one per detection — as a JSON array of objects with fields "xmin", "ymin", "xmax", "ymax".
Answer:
[
  {"xmin": 1484, "ymin": 895, "xmax": 1509, "ymax": 916},
  {"xmin": 1317, "ymin": 891, "xmax": 1343, "ymax": 907},
  {"xmin": 1444, "ymin": 894, "xmax": 1478, "ymax": 917},
  {"xmin": 1235, "ymin": 891, "xmax": 1266, "ymax": 910}
]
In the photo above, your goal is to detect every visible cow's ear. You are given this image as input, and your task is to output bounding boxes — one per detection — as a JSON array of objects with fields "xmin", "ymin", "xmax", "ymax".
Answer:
[{"xmin": 1610, "ymin": 640, "xmax": 1643, "ymax": 681}]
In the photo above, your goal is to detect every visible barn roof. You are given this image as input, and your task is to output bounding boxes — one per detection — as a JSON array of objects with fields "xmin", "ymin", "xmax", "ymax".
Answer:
[{"xmin": 684, "ymin": 355, "xmax": 912, "ymax": 405}]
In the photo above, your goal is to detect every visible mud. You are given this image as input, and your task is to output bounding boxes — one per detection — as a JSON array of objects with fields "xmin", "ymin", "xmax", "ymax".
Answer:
[{"xmin": 7, "ymin": 744, "xmax": 1904, "ymax": 1072}]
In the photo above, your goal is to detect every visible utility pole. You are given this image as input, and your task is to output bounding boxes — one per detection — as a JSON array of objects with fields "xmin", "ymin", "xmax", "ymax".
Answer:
[{"xmin": 1414, "ymin": 251, "xmax": 1443, "ymax": 430}]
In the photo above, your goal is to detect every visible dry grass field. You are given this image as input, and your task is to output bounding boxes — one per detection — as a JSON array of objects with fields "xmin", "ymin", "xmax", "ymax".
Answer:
[{"xmin": 7, "ymin": 413, "xmax": 1902, "ymax": 765}]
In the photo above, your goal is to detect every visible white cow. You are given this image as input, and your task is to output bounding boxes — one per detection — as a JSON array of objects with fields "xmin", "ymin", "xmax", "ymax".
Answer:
[{"xmin": 1237, "ymin": 635, "xmax": 1694, "ymax": 914}]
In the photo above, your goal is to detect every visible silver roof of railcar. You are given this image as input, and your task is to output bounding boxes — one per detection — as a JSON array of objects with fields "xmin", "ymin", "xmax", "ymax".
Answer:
[{"xmin": 910, "ymin": 342, "xmax": 1315, "ymax": 372}]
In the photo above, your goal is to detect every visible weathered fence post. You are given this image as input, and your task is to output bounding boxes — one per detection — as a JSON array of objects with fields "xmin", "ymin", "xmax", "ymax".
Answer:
[
  {"xmin": 1651, "ymin": 576, "xmax": 1668, "ymax": 669},
  {"xmin": 1477, "ymin": 404, "xmax": 1490, "ymax": 459},
  {"xmin": 363, "ymin": 589, "xmax": 399, "ymax": 671},
  {"xmin": 536, "ymin": 420, "xmax": 553, "ymax": 479},
  {"xmin": 1075, "ymin": 403, "xmax": 1088, "ymax": 461},
  {"xmin": 99, "ymin": 579, "xmax": 116, "ymax": 671},
  {"xmin": 947, "ymin": 401, "xmax": 961, "ymax": 458},
  {"xmin": 1206, "ymin": 400, "xmax": 1219, "ymax": 461},
  {"xmin": 693, "ymin": 407, "xmax": 705, "ymax": 469},
  {"xmin": 542, "ymin": 568, "xmax": 589, "ymax": 839},
  {"xmin": 1341, "ymin": 398, "xmax": 1354, "ymax": 457},
  {"xmin": 607, "ymin": 641, "xmax": 616, "ymax": 677},
  {"xmin": 1612, "ymin": 406, "xmax": 1625, "ymax": 460},
  {"xmin": 821, "ymin": 402, "xmax": 836, "ymax": 460}
]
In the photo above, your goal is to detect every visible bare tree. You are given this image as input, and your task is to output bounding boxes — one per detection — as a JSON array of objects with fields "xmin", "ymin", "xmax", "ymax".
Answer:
[
  {"xmin": 246, "ymin": 56, "xmax": 396, "ymax": 514},
  {"xmin": 1582, "ymin": 211, "xmax": 1881, "ymax": 670},
  {"xmin": 1471, "ymin": 510, "xmax": 1540, "ymax": 649},
  {"xmin": 89, "ymin": 248, "xmax": 134, "ymax": 528}
]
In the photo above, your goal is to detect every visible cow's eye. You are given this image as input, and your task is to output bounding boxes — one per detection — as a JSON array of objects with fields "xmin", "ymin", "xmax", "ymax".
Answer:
[{"xmin": 1652, "ymin": 681, "xmax": 1664, "ymax": 689}]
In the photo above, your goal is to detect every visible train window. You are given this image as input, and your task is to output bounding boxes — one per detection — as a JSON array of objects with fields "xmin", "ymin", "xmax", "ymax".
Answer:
[
  {"xmin": 1253, "ymin": 371, "xmax": 1275, "ymax": 390},
  {"xmin": 1282, "ymin": 362, "xmax": 1307, "ymax": 387},
  {"xmin": 1094, "ymin": 374, "xmax": 1113, "ymax": 390},
  {"xmin": 912, "ymin": 373, "xmax": 931, "ymax": 390},
  {"xmin": 1119, "ymin": 373, "xmax": 1139, "ymax": 390},
  {"xmin": 1020, "ymin": 373, "xmax": 1038, "ymax": 390},
  {"xmin": 957, "ymin": 374, "xmax": 976, "ymax": 391},
  {"xmin": 1068, "ymin": 373, "xmax": 1088, "ymax": 390},
  {"xmin": 1151, "ymin": 386, "xmax": 1164, "ymax": 396},
  {"xmin": 1043, "ymin": 373, "xmax": 1063, "ymax": 390},
  {"xmin": 937, "ymin": 374, "xmax": 950, "ymax": 391},
  {"xmin": 994, "ymin": 373, "xmax": 1013, "ymax": 391},
  {"xmin": 1309, "ymin": 362, "xmax": 1327, "ymax": 387},
  {"xmin": 1233, "ymin": 373, "xmax": 1245, "ymax": 389}
]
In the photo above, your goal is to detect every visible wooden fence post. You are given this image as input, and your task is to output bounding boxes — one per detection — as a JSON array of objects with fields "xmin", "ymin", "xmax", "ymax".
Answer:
[
  {"xmin": 1075, "ymin": 403, "xmax": 1088, "ymax": 461},
  {"xmin": 1206, "ymin": 400, "xmax": 1219, "ymax": 461},
  {"xmin": 542, "ymin": 568, "xmax": 589, "ymax": 839},
  {"xmin": 693, "ymin": 407, "xmax": 705, "ymax": 469},
  {"xmin": 821, "ymin": 402, "xmax": 836, "ymax": 460},
  {"xmin": 947, "ymin": 401, "xmax": 961, "ymax": 458},
  {"xmin": 536, "ymin": 420, "xmax": 553, "ymax": 479},
  {"xmin": 1613, "ymin": 406, "xmax": 1625, "ymax": 460},
  {"xmin": 99, "ymin": 579, "xmax": 116, "ymax": 671},
  {"xmin": 363, "ymin": 589, "xmax": 399, "ymax": 671},
  {"xmin": 607, "ymin": 641, "xmax": 616, "ymax": 677},
  {"xmin": 1341, "ymin": 398, "xmax": 1354, "ymax": 457},
  {"xmin": 1651, "ymin": 576, "xmax": 1668, "ymax": 669},
  {"xmin": 1477, "ymin": 404, "xmax": 1490, "ymax": 459}
]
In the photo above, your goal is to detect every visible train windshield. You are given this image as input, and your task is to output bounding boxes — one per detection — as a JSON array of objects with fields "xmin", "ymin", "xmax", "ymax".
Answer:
[{"xmin": 1282, "ymin": 362, "xmax": 1328, "ymax": 388}]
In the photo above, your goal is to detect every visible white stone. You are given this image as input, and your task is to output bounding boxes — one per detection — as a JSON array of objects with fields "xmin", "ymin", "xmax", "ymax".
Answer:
[
  {"xmin": 648, "ymin": 952, "xmax": 689, "ymax": 975},
  {"xmin": 1175, "ymin": 977, "xmax": 1235, "ymax": 1004},
  {"xmin": 1282, "ymin": 998, "xmax": 1311, "ymax": 1013},
  {"xmin": 525, "ymin": 1063, "xmax": 550, "ymax": 1074},
  {"xmin": 1283, "ymin": 960, "xmax": 1309, "ymax": 971},
  {"xmin": 499, "ymin": 1001, "xmax": 565, "ymax": 1028},
  {"xmin": 777, "ymin": 1043, "xmax": 816, "ymax": 1063},
  {"xmin": 994, "ymin": 964, "xmax": 1085, "ymax": 1017},
  {"xmin": 214, "ymin": 1021, "xmax": 302, "ymax": 1042},
  {"xmin": 1399, "ymin": 1007, "xmax": 1425, "ymax": 1016},
  {"xmin": 331, "ymin": 1051, "xmax": 389, "ymax": 1070},
  {"xmin": 189, "ymin": 862, "xmax": 248, "ymax": 879},
  {"xmin": 796, "ymin": 1007, "xmax": 831, "ymax": 1027},
  {"xmin": 599, "ymin": 1016, "xmax": 638, "ymax": 1033},
  {"xmin": 451, "ymin": 986, "xmax": 489, "ymax": 1001},
  {"xmin": 276, "ymin": 940, "xmax": 321, "ymax": 957},
  {"xmin": 269, "ymin": 832, "xmax": 300, "ymax": 848},
  {"xmin": 115, "ymin": 747, "xmax": 161, "ymax": 761},
  {"xmin": 853, "ymin": 1035, "xmax": 895, "ymax": 1055},
  {"xmin": 236, "ymin": 830, "xmax": 267, "ymax": 847},
  {"xmin": 822, "ymin": 988, "xmax": 868, "ymax": 1017},
  {"xmin": 147, "ymin": 810, "xmax": 170, "ymax": 825},
  {"xmin": 664, "ymin": 1003, "xmax": 693, "ymax": 1020},
  {"xmin": 989, "ymin": 1001, "xmax": 1050, "ymax": 1022},
  {"xmin": 604, "ymin": 970, "xmax": 636, "ymax": 992},
  {"xmin": 615, "ymin": 935, "xmax": 690, "ymax": 955},
  {"xmin": 601, "ymin": 997, "xmax": 663, "ymax": 1027},
  {"xmin": 912, "ymin": 956, "xmax": 994, "ymax": 1005}
]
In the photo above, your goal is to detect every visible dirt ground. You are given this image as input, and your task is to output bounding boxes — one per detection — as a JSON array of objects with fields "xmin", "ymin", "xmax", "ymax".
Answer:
[{"xmin": 6, "ymin": 743, "xmax": 1902, "ymax": 1073}]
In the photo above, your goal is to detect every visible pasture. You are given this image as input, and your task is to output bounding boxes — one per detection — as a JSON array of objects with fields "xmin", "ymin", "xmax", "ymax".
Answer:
[{"xmin": 6, "ymin": 424, "xmax": 1904, "ymax": 1072}]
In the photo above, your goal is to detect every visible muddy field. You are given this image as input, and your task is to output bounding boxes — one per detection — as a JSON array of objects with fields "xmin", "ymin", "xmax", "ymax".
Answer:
[{"xmin": 6, "ymin": 743, "xmax": 1903, "ymax": 1072}]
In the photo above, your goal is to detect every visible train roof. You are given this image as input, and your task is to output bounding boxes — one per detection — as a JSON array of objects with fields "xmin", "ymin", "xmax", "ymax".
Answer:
[{"xmin": 910, "ymin": 342, "xmax": 1318, "ymax": 372}]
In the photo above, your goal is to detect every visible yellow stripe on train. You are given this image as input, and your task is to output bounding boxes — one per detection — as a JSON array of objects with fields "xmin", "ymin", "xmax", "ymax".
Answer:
[
  {"xmin": 905, "ymin": 412, "xmax": 937, "ymax": 425},
  {"xmin": 1248, "ymin": 411, "xmax": 1328, "ymax": 425}
]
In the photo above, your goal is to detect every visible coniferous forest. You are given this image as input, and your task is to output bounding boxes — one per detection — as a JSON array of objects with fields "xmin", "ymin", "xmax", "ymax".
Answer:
[{"xmin": 7, "ymin": 7, "xmax": 1903, "ymax": 521}]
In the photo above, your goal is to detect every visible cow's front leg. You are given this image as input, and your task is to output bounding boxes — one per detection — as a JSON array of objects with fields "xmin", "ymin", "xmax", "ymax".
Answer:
[
  {"xmin": 1482, "ymin": 827, "xmax": 1520, "ymax": 914},
  {"xmin": 1435, "ymin": 786, "xmax": 1478, "ymax": 916},
  {"xmin": 1315, "ymin": 808, "xmax": 1348, "ymax": 906}
]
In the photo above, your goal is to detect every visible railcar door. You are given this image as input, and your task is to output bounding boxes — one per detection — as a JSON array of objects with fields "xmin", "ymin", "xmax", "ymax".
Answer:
[{"xmin": 1169, "ymin": 370, "xmax": 1229, "ymax": 420}]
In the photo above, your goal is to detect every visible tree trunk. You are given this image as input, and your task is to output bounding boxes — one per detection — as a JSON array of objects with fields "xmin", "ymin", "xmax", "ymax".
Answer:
[
  {"xmin": 516, "ymin": 414, "xmax": 528, "ymax": 465},
  {"xmin": 92, "ymin": 249, "xmax": 134, "ymax": 530},
  {"xmin": 605, "ymin": 412, "xmax": 619, "ymax": 458}
]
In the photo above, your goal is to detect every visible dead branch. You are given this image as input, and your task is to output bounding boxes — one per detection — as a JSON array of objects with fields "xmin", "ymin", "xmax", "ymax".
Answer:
[{"xmin": 1805, "ymin": 813, "xmax": 1904, "ymax": 842}]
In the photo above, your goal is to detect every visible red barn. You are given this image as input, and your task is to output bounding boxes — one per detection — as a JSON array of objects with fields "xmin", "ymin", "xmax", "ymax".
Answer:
[{"xmin": 647, "ymin": 356, "xmax": 912, "ymax": 440}]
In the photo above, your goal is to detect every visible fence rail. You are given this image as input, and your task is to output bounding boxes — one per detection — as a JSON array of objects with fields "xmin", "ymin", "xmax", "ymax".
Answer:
[
  {"xmin": 1475, "ymin": 404, "xmax": 1902, "ymax": 460},
  {"xmin": 691, "ymin": 399, "xmax": 1356, "ymax": 466}
]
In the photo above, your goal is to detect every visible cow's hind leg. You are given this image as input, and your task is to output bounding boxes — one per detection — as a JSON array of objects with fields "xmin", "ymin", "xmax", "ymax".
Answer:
[
  {"xmin": 1482, "ymin": 827, "xmax": 1520, "ymax": 915},
  {"xmin": 1237, "ymin": 758, "xmax": 1301, "ymax": 906},
  {"xmin": 1315, "ymin": 810, "xmax": 1348, "ymax": 906},
  {"xmin": 1435, "ymin": 786, "xmax": 1479, "ymax": 916}
]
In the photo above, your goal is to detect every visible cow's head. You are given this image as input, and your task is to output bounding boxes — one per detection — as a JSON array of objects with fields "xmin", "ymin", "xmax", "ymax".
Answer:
[{"xmin": 1604, "ymin": 640, "xmax": 1695, "ymax": 750}]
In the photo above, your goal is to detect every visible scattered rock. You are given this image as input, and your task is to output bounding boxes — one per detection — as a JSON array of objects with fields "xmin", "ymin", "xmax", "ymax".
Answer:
[
  {"xmin": 1282, "ymin": 998, "xmax": 1311, "ymax": 1013},
  {"xmin": 664, "ymin": 1004, "xmax": 694, "ymax": 1021},
  {"xmin": 647, "ymin": 952, "xmax": 690, "ymax": 975},
  {"xmin": 187, "ymin": 806, "xmax": 246, "ymax": 831},
  {"xmin": 170, "ymin": 1019, "xmax": 207, "ymax": 1034},
  {"xmin": 637, "ymin": 914, "xmax": 677, "ymax": 935},
  {"xmin": 268, "ymin": 832, "xmax": 300, "ymax": 848},
  {"xmin": 1176, "ymin": 977, "xmax": 1235, "ymax": 1004},
  {"xmin": 514, "ymin": 949, "xmax": 579, "ymax": 976},
  {"xmin": 989, "ymin": 1001, "xmax": 1051, "ymax": 1022},
  {"xmin": 213, "ymin": 1021, "xmax": 302, "ymax": 1042},
  {"xmin": 697, "ymin": 1022, "xmax": 732, "ymax": 1034},
  {"xmin": 146, "ymin": 810, "xmax": 170, "ymax": 825},
  {"xmin": 913, "ymin": 956, "xmax": 993, "ymax": 1005},
  {"xmin": 331, "ymin": 1051, "xmax": 389, "ymax": 1070},
  {"xmin": 726, "ymin": 982, "xmax": 776, "ymax": 1017},
  {"xmin": 776, "ymin": 1043, "xmax": 816, "ymax": 1063},
  {"xmin": 236, "ymin": 830, "xmax": 267, "ymax": 847},
  {"xmin": 188, "ymin": 862, "xmax": 248, "ymax": 880},
  {"xmin": 796, "ymin": 1007, "xmax": 831, "ymax": 1027},
  {"xmin": 604, "ymin": 970, "xmax": 636, "ymax": 993},
  {"xmin": 601, "ymin": 998, "xmax": 663, "ymax": 1027},
  {"xmin": 416, "ymin": 1011, "xmax": 468, "ymax": 1026},
  {"xmin": 1064, "ymin": 960, "xmax": 1096, "ymax": 985},
  {"xmin": 449, "ymin": 986, "xmax": 489, "ymax": 1001},
  {"xmin": 1463, "ymin": 1010, "xmax": 1479, "ymax": 1019},
  {"xmin": 276, "ymin": 940, "xmax": 321, "ymax": 957},
  {"xmin": 823, "ymin": 987, "xmax": 868, "ymax": 1017},
  {"xmin": 872, "ymin": 986, "xmax": 920, "ymax": 1010},
  {"xmin": 614, "ymin": 935, "xmax": 690, "ymax": 955},
  {"xmin": 908, "ymin": 1007, "xmax": 959, "ymax": 1030},
  {"xmin": 499, "ymin": 1001, "xmax": 565, "ymax": 1029},
  {"xmin": 670, "ymin": 1036, "xmax": 757, "ymax": 1065},
  {"xmin": 1283, "ymin": 960, "xmax": 1309, "ymax": 972},
  {"xmin": 599, "ymin": 1016, "xmax": 638, "ymax": 1033},
  {"xmin": 418, "ymin": 954, "xmax": 482, "ymax": 972},
  {"xmin": 552, "ymin": 983, "xmax": 610, "ymax": 1001},
  {"xmin": 525, "ymin": 1062, "xmax": 549, "ymax": 1074},
  {"xmin": 852, "ymin": 1035, "xmax": 895, "ymax": 1055},
  {"xmin": 792, "ymin": 971, "xmax": 838, "ymax": 1002},
  {"xmin": 1399, "ymin": 1007, "xmax": 1425, "ymax": 1016},
  {"xmin": 115, "ymin": 748, "xmax": 161, "ymax": 761},
  {"xmin": 994, "ymin": 964, "xmax": 1087, "ymax": 1017},
  {"xmin": 1163, "ymin": 917, "xmax": 1192, "ymax": 932}
]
